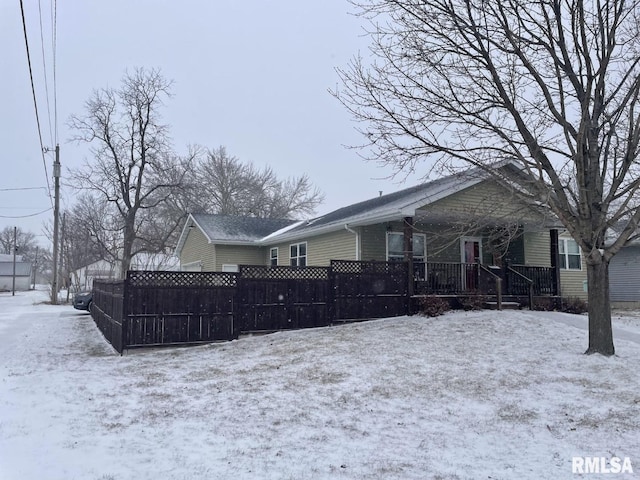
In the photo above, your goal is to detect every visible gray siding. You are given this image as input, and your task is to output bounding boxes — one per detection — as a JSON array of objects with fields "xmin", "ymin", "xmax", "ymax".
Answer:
[
  {"xmin": 610, "ymin": 246, "xmax": 640, "ymax": 302},
  {"xmin": 215, "ymin": 245, "xmax": 266, "ymax": 270},
  {"xmin": 267, "ymin": 229, "xmax": 357, "ymax": 266},
  {"xmin": 418, "ymin": 180, "xmax": 547, "ymax": 225},
  {"xmin": 180, "ymin": 226, "xmax": 215, "ymax": 271},
  {"xmin": 523, "ymin": 231, "xmax": 551, "ymax": 266}
]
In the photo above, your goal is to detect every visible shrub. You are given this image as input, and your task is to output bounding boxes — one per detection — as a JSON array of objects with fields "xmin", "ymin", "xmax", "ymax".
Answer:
[
  {"xmin": 418, "ymin": 296, "xmax": 451, "ymax": 317},
  {"xmin": 561, "ymin": 296, "xmax": 588, "ymax": 314},
  {"xmin": 459, "ymin": 293, "xmax": 487, "ymax": 311},
  {"xmin": 532, "ymin": 297, "xmax": 557, "ymax": 311}
]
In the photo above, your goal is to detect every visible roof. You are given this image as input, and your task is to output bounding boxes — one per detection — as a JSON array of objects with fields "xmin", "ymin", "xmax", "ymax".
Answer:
[
  {"xmin": 0, "ymin": 254, "xmax": 23, "ymax": 262},
  {"xmin": 261, "ymin": 167, "xmax": 491, "ymax": 243},
  {"xmin": 0, "ymin": 262, "xmax": 32, "ymax": 277},
  {"xmin": 174, "ymin": 214, "xmax": 296, "ymax": 256},
  {"xmin": 174, "ymin": 161, "xmax": 547, "ymax": 252}
]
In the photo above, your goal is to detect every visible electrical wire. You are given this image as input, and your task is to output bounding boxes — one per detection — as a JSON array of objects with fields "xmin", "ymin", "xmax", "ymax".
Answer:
[
  {"xmin": 19, "ymin": 0, "xmax": 54, "ymax": 208},
  {"xmin": 0, "ymin": 208, "xmax": 53, "ymax": 219},
  {"xmin": 0, "ymin": 187, "xmax": 47, "ymax": 192},
  {"xmin": 37, "ymin": 0, "xmax": 53, "ymax": 147},
  {"xmin": 52, "ymin": 0, "xmax": 58, "ymax": 144}
]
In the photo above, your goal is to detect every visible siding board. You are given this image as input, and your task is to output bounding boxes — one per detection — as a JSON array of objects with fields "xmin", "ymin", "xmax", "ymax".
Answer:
[{"xmin": 610, "ymin": 246, "xmax": 640, "ymax": 302}]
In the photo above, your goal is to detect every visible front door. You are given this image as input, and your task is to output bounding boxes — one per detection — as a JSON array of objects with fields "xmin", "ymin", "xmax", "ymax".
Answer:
[{"xmin": 461, "ymin": 237, "xmax": 482, "ymax": 290}]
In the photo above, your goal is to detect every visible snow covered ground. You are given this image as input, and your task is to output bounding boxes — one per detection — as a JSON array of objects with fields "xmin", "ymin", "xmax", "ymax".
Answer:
[{"xmin": 0, "ymin": 288, "xmax": 639, "ymax": 480}]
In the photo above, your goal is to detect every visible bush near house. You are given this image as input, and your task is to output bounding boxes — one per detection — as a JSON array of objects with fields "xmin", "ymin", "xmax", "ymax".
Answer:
[
  {"xmin": 561, "ymin": 297, "xmax": 588, "ymax": 314},
  {"xmin": 418, "ymin": 296, "xmax": 452, "ymax": 317},
  {"xmin": 458, "ymin": 292, "xmax": 488, "ymax": 311}
]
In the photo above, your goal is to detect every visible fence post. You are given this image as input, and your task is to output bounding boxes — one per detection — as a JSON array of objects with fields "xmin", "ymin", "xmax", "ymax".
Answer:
[
  {"xmin": 328, "ymin": 264, "xmax": 336, "ymax": 324},
  {"xmin": 121, "ymin": 272, "xmax": 129, "ymax": 354},
  {"xmin": 496, "ymin": 277, "xmax": 502, "ymax": 311},
  {"xmin": 529, "ymin": 282, "xmax": 534, "ymax": 311}
]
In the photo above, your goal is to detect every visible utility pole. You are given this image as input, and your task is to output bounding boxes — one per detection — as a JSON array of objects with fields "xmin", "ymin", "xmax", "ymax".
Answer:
[
  {"xmin": 51, "ymin": 144, "xmax": 61, "ymax": 304},
  {"xmin": 12, "ymin": 226, "xmax": 17, "ymax": 296},
  {"xmin": 60, "ymin": 212, "xmax": 68, "ymax": 302},
  {"xmin": 32, "ymin": 246, "xmax": 39, "ymax": 290}
]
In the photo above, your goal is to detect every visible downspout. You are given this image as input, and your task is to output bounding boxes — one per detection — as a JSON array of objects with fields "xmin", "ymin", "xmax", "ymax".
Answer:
[{"xmin": 344, "ymin": 224, "xmax": 360, "ymax": 260}]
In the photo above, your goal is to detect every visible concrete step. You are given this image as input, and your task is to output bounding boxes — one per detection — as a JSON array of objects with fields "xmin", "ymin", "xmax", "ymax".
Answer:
[{"xmin": 485, "ymin": 301, "xmax": 521, "ymax": 310}]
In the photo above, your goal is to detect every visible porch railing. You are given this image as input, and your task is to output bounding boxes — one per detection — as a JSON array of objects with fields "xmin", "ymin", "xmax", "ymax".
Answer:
[
  {"xmin": 506, "ymin": 264, "xmax": 557, "ymax": 295},
  {"xmin": 415, "ymin": 262, "xmax": 557, "ymax": 297},
  {"xmin": 415, "ymin": 262, "xmax": 479, "ymax": 294},
  {"xmin": 505, "ymin": 266, "xmax": 533, "ymax": 308}
]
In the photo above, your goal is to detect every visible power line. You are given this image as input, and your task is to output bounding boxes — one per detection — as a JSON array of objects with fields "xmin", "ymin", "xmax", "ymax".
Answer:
[
  {"xmin": 37, "ymin": 0, "xmax": 53, "ymax": 147},
  {"xmin": 0, "ymin": 186, "xmax": 47, "ymax": 192},
  {"xmin": 19, "ymin": 0, "xmax": 54, "ymax": 208},
  {"xmin": 52, "ymin": 0, "xmax": 58, "ymax": 144},
  {"xmin": 0, "ymin": 208, "xmax": 53, "ymax": 219}
]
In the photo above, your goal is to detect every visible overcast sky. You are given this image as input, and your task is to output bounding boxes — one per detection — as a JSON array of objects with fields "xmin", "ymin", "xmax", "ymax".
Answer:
[{"xmin": 1, "ymin": 1, "xmax": 424, "ymax": 248}]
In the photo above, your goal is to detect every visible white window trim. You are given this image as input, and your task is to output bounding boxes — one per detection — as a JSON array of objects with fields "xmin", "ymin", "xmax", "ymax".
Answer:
[
  {"xmin": 221, "ymin": 264, "xmax": 239, "ymax": 272},
  {"xmin": 269, "ymin": 247, "xmax": 278, "ymax": 266},
  {"xmin": 460, "ymin": 236, "xmax": 483, "ymax": 264},
  {"xmin": 386, "ymin": 232, "xmax": 426, "ymax": 261},
  {"xmin": 290, "ymin": 242, "xmax": 308, "ymax": 267},
  {"xmin": 559, "ymin": 238, "xmax": 582, "ymax": 271}
]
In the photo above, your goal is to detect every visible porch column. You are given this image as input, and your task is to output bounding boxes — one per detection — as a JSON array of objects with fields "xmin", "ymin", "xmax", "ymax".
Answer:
[
  {"xmin": 404, "ymin": 217, "xmax": 414, "ymax": 297},
  {"xmin": 550, "ymin": 229, "xmax": 561, "ymax": 296}
]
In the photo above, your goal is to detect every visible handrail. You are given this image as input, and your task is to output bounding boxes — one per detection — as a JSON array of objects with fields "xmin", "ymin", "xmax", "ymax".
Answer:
[
  {"xmin": 506, "ymin": 266, "xmax": 533, "ymax": 310},
  {"xmin": 506, "ymin": 266, "xmax": 533, "ymax": 284},
  {"xmin": 478, "ymin": 263, "xmax": 502, "ymax": 310},
  {"xmin": 478, "ymin": 264, "xmax": 501, "ymax": 280}
]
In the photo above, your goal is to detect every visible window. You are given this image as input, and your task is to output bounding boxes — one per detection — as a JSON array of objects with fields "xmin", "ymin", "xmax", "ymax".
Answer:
[
  {"xmin": 290, "ymin": 242, "xmax": 307, "ymax": 267},
  {"xmin": 559, "ymin": 238, "xmax": 582, "ymax": 270},
  {"xmin": 269, "ymin": 247, "xmax": 278, "ymax": 267},
  {"xmin": 221, "ymin": 264, "xmax": 239, "ymax": 272},
  {"xmin": 386, "ymin": 232, "xmax": 426, "ymax": 261}
]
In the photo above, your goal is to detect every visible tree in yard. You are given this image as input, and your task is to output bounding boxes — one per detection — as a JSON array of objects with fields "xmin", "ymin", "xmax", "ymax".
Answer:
[
  {"xmin": 188, "ymin": 146, "xmax": 324, "ymax": 219},
  {"xmin": 69, "ymin": 68, "xmax": 194, "ymax": 278},
  {"xmin": 335, "ymin": 0, "xmax": 640, "ymax": 356}
]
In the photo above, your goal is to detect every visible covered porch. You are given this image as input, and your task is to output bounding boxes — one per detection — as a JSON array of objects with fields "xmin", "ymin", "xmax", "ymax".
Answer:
[{"xmin": 383, "ymin": 214, "xmax": 564, "ymax": 309}]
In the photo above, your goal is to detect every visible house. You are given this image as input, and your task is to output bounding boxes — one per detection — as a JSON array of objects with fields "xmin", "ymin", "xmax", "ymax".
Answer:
[
  {"xmin": 72, "ymin": 253, "xmax": 180, "ymax": 291},
  {"xmin": 0, "ymin": 254, "xmax": 33, "ymax": 292},
  {"xmin": 609, "ymin": 242, "xmax": 640, "ymax": 308},
  {"xmin": 175, "ymin": 215, "xmax": 296, "ymax": 272},
  {"xmin": 175, "ymin": 165, "xmax": 588, "ymax": 299}
]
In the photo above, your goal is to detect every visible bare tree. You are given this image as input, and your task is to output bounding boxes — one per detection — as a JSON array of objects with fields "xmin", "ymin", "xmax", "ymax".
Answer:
[
  {"xmin": 336, "ymin": 0, "xmax": 640, "ymax": 355},
  {"xmin": 0, "ymin": 227, "xmax": 37, "ymax": 257},
  {"xmin": 190, "ymin": 146, "xmax": 324, "ymax": 218},
  {"xmin": 69, "ymin": 68, "xmax": 194, "ymax": 277}
]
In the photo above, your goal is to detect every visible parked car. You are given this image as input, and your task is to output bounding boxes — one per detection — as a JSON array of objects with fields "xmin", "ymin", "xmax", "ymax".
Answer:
[{"xmin": 73, "ymin": 291, "xmax": 93, "ymax": 311}]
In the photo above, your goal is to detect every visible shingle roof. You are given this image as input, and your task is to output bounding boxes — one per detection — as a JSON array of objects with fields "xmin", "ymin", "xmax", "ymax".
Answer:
[
  {"xmin": 191, "ymin": 214, "xmax": 296, "ymax": 244},
  {"xmin": 174, "ymin": 161, "xmax": 526, "ymax": 254},
  {"xmin": 264, "ymin": 169, "xmax": 489, "ymax": 243}
]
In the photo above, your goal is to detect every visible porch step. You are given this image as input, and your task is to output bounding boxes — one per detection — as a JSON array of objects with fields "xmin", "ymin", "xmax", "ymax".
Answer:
[{"xmin": 485, "ymin": 301, "xmax": 521, "ymax": 310}]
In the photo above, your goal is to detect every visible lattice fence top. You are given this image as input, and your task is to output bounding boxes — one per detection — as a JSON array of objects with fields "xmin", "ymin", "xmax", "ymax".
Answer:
[
  {"xmin": 126, "ymin": 270, "xmax": 237, "ymax": 288},
  {"xmin": 330, "ymin": 260, "xmax": 408, "ymax": 276},
  {"xmin": 93, "ymin": 279, "xmax": 125, "ymax": 295},
  {"xmin": 239, "ymin": 265, "xmax": 330, "ymax": 280}
]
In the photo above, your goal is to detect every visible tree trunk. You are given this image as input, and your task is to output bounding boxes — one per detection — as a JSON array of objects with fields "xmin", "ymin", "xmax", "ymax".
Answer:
[
  {"xmin": 585, "ymin": 259, "xmax": 615, "ymax": 356},
  {"xmin": 121, "ymin": 218, "xmax": 135, "ymax": 279}
]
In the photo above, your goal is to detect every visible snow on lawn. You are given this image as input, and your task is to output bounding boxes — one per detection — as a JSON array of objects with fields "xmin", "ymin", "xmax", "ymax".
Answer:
[{"xmin": 1, "ymin": 289, "xmax": 639, "ymax": 480}]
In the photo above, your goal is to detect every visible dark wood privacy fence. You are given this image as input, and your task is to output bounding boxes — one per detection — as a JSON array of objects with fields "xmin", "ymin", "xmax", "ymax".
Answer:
[{"xmin": 91, "ymin": 260, "xmax": 409, "ymax": 353}]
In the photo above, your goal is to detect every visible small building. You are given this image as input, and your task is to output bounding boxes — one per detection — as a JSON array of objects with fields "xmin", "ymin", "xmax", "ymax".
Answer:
[
  {"xmin": 0, "ymin": 255, "xmax": 33, "ymax": 292},
  {"xmin": 72, "ymin": 253, "xmax": 180, "ymax": 291}
]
